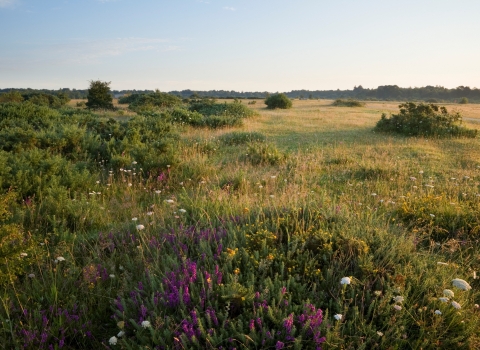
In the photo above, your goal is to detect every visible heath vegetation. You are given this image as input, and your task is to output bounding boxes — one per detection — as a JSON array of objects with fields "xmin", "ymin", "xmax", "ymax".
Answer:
[{"xmin": 1, "ymin": 94, "xmax": 480, "ymax": 349}]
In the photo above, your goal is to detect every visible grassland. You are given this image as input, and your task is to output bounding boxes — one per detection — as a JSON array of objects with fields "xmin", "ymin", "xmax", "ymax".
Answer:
[{"xmin": 2, "ymin": 99, "xmax": 480, "ymax": 349}]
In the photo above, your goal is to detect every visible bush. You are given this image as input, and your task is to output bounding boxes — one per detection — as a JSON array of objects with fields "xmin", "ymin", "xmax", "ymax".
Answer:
[
  {"xmin": 0, "ymin": 91, "xmax": 24, "ymax": 103},
  {"xmin": 128, "ymin": 90, "xmax": 182, "ymax": 111},
  {"xmin": 374, "ymin": 102, "xmax": 477, "ymax": 138},
  {"xmin": 265, "ymin": 93, "xmax": 292, "ymax": 109},
  {"xmin": 246, "ymin": 142, "xmax": 287, "ymax": 165},
  {"xmin": 86, "ymin": 80, "xmax": 115, "ymax": 110},
  {"xmin": 332, "ymin": 99, "xmax": 365, "ymax": 107},
  {"xmin": 459, "ymin": 97, "xmax": 469, "ymax": 104}
]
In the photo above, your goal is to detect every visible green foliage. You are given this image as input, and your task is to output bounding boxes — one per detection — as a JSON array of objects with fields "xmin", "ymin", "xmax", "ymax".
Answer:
[
  {"xmin": 0, "ymin": 91, "xmax": 24, "ymax": 103},
  {"xmin": 86, "ymin": 80, "xmax": 115, "ymax": 110},
  {"xmin": 332, "ymin": 99, "xmax": 365, "ymax": 107},
  {"xmin": 374, "ymin": 102, "xmax": 477, "ymax": 138},
  {"xmin": 459, "ymin": 97, "xmax": 469, "ymax": 104},
  {"xmin": 128, "ymin": 90, "xmax": 182, "ymax": 111},
  {"xmin": 218, "ymin": 131, "xmax": 266, "ymax": 146},
  {"xmin": 265, "ymin": 93, "xmax": 293, "ymax": 109},
  {"xmin": 21, "ymin": 92, "xmax": 70, "ymax": 108},
  {"xmin": 246, "ymin": 142, "xmax": 287, "ymax": 165}
]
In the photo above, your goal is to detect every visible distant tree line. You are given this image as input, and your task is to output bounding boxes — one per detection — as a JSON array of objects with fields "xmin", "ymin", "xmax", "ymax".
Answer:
[{"xmin": 1, "ymin": 85, "xmax": 479, "ymax": 102}]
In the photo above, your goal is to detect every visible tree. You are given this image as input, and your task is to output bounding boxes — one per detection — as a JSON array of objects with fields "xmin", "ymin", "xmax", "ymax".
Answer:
[
  {"xmin": 264, "ymin": 93, "xmax": 292, "ymax": 109},
  {"xmin": 86, "ymin": 80, "xmax": 114, "ymax": 110}
]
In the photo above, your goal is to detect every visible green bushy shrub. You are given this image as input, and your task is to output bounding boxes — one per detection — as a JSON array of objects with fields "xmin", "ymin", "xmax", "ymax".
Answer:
[
  {"xmin": 246, "ymin": 142, "xmax": 287, "ymax": 165},
  {"xmin": 459, "ymin": 97, "xmax": 469, "ymax": 104},
  {"xmin": 0, "ymin": 91, "xmax": 24, "ymax": 103},
  {"xmin": 374, "ymin": 102, "xmax": 477, "ymax": 138},
  {"xmin": 265, "ymin": 93, "xmax": 292, "ymax": 109},
  {"xmin": 128, "ymin": 90, "xmax": 182, "ymax": 111},
  {"xmin": 332, "ymin": 99, "xmax": 365, "ymax": 107}
]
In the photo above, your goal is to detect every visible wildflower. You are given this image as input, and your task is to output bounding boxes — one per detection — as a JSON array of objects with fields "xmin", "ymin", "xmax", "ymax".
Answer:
[
  {"xmin": 413, "ymin": 186, "xmax": 418, "ymax": 189},
  {"xmin": 117, "ymin": 331, "xmax": 125, "ymax": 337},
  {"xmin": 374, "ymin": 290, "xmax": 382, "ymax": 296},
  {"xmin": 56, "ymin": 256, "xmax": 66, "ymax": 262},
  {"xmin": 165, "ymin": 199, "xmax": 174, "ymax": 204},
  {"xmin": 377, "ymin": 331, "xmax": 384, "ymax": 336},
  {"xmin": 419, "ymin": 170, "xmax": 424, "ymax": 174},
  {"xmin": 334, "ymin": 314, "xmax": 343, "ymax": 321},
  {"xmin": 434, "ymin": 310, "xmax": 442, "ymax": 315},
  {"xmin": 443, "ymin": 289, "xmax": 454, "ymax": 298},
  {"xmin": 430, "ymin": 214, "xmax": 435, "ymax": 218},
  {"xmin": 393, "ymin": 305, "xmax": 402, "ymax": 311},
  {"xmin": 437, "ymin": 262, "xmax": 448, "ymax": 266},
  {"xmin": 475, "ymin": 304, "xmax": 479, "ymax": 308},
  {"xmin": 275, "ymin": 341, "xmax": 285, "ymax": 349},
  {"xmin": 451, "ymin": 301, "xmax": 461, "ymax": 309},
  {"xmin": 132, "ymin": 161, "xmax": 137, "ymax": 165},
  {"xmin": 109, "ymin": 274, "xmax": 115, "ymax": 278},
  {"xmin": 132, "ymin": 217, "xmax": 138, "ymax": 221},
  {"xmin": 141, "ymin": 320, "xmax": 151, "ymax": 328},
  {"xmin": 155, "ymin": 190, "xmax": 161, "ymax": 194},
  {"xmin": 410, "ymin": 177, "xmax": 417, "ymax": 181},
  {"xmin": 128, "ymin": 183, "xmax": 132, "ymax": 187},
  {"xmin": 452, "ymin": 278, "xmax": 472, "ymax": 291},
  {"xmin": 28, "ymin": 274, "xmax": 35, "ymax": 278},
  {"xmin": 371, "ymin": 193, "xmax": 377, "ymax": 196},
  {"xmin": 438, "ymin": 297, "xmax": 449, "ymax": 303},
  {"xmin": 146, "ymin": 211, "xmax": 154, "ymax": 216},
  {"xmin": 340, "ymin": 277, "xmax": 351, "ymax": 285},
  {"xmin": 393, "ymin": 296, "xmax": 404, "ymax": 303},
  {"xmin": 271, "ymin": 175, "xmax": 277, "ymax": 179},
  {"xmin": 117, "ymin": 321, "xmax": 125, "ymax": 328},
  {"xmin": 109, "ymin": 336, "xmax": 118, "ymax": 345},
  {"xmin": 136, "ymin": 225, "xmax": 145, "ymax": 231},
  {"xmin": 179, "ymin": 209, "xmax": 187, "ymax": 213},
  {"xmin": 20, "ymin": 253, "xmax": 28, "ymax": 258},
  {"xmin": 234, "ymin": 268, "xmax": 240, "ymax": 275}
]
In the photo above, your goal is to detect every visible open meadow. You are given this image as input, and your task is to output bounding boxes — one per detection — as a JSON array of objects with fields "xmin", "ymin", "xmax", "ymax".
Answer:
[{"xmin": 1, "ymin": 98, "xmax": 480, "ymax": 349}]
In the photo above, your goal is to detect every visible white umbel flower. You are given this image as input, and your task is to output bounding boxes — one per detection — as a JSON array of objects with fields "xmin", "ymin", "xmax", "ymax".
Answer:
[
  {"xmin": 340, "ymin": 277, "xmax": 351, "ymax": 285},
  {"xmin": 393, "ymin": 296, "xmax": 404, "ymax": 303},
  {"xmin": 434, "ymin": 310, "xmax": 442, "ymax": 315},
  {"xmin": 333, "ymin": 314, "xmax": 343, "ymax": 321},
  {"xmin": 443, "ymin": 289, "xmax": 454, "ymax": 298},
  {"xmin": 451, "ymin": 301, "xmax": 461, "ymax": 309},
  {"xmin": 109, "ymin": 336, "xmax": 118, "ymax": 345},
  {"xmin": 141, "ymin": 320, "xmax": 151, "ymax": 328},
  {"xmin": 452, "ymin": 278, "xmax": 472, "ymax": 291}
]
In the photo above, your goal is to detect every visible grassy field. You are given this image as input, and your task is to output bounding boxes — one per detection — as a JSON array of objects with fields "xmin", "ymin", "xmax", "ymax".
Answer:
[{"xmin": 2, "ymin": 99, "xmax": 480, "ymax": 349}]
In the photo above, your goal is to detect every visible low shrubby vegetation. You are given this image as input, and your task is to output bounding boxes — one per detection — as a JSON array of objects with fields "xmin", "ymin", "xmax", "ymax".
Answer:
[
  {"xmin": 1, "ymin": 96, "xmax": 480, "ymax": 349},
  {"xmin": 375, "ymin": 102, "xmax": 478, "ymax": 138},
  {"xmin": 332, "ymin": 99, "xmax": 365, "ymax": 107},
  {"xmin": 265, "ymin": 93, "xmax": 293, "ymax": 109}
]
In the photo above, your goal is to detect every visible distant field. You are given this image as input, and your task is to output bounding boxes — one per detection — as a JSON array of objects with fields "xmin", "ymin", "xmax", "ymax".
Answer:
[{"xmin": 2, "ymin": 98, "xmax": 480, "ymax": 349}]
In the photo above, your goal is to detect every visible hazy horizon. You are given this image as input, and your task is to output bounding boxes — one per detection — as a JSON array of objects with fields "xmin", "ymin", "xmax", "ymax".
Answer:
[{"xmin": 2, "ymin": 0, "xmax": 479, "ymax": 91}]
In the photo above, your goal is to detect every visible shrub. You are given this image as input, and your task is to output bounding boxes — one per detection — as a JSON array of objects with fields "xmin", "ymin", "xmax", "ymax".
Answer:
[
  {"xmin": 459, "ymin": 97, "xmax": 469, "ymax": 104},
  {"xmin": 0, "ymin": 91, "xmax": 24, "ymax": 103},
  {"xmin": 128, "ymin": 90, "xmax": 182, "ymax": 111},
  {"xmin": 332, "ymin": 99, "xmax": 365, "ymax": 107},
  {"xmin": 265, "ymin": 93, "xmax": 292, "ymax": 109},
  {"xmin": 86, "ymin": 80, "xmax": 115, "ymax": 110},
  {"xmin": 374, "ymin": 102, "xmax": 477, "ymax": 138},
  {"xmin": 246, "ymin": 142, "xmax": 287, "ymax": 165}
]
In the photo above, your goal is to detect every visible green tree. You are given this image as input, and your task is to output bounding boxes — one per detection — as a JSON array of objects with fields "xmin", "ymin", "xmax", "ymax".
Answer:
[
  {"xmin": 264, "ymin": 93, "xmax": 292, "ymax": 109},
  {"xmin": 459, "ymin": 97, "xmax": 469, "ymax": 104},
  {"xmin": 0, "ymin": 91, "xmax": 24, "ymax": 103},
  {"xmin": 86, "ymin": 80, "xmax": 114, "ymax": 110}
]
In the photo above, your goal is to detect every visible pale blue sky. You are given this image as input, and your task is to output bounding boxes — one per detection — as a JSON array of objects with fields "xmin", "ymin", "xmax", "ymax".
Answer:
[{"xmin": 1, "ymin": 0, "xmax": 479, "ymax": 91}]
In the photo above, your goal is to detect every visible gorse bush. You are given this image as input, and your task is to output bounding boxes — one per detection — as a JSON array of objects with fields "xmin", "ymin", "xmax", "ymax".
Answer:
[
  {"xmin": 332, "ymin": 99, "xmax": 365, "ymax": 107},
  {"xmin": 128, "ymin": 90, "xmax": 183, "ymax": 112},
  {"xmin": 265, "ymin": 93, "xmax": 292, "ymax": 109},
  {"xmin": 374, "ymin": 102, "xmax": 477, "ymax": 138}
]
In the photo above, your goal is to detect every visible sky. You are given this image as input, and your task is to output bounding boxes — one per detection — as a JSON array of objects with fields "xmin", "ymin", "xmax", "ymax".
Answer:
[{"xmin": 1, "ymin": 0, "xmax": 480, "ymax": 91}]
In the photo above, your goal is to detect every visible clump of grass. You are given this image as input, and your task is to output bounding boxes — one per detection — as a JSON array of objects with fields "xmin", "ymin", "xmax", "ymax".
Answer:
[
  {"xmin": 245, "ymin": 142, "xmax": 287, "ymax": 165},
  {"xmin": 218, "ymin": 131, "xmax": 266, "ymax": 146},
  {"xmin": 375, "ymin": 102, "xmax": 477, "ymax": 138},
  {"xmin": 332, "ymin": 99, "xmax": 365, "ymax": 107}
]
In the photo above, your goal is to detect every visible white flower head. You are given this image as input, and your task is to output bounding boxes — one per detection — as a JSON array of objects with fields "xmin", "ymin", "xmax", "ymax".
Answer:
[
  {"xmin": 452, "ymin": 278, "xmax": 472, "ymax": 291},
  {"xmin": 438, "ymin": 297, "xmax": 449, "ymax": 303},
  {"xmin": 132, "ymin": 217, "xmax": 138, "ymax": 221},
  {"xmin": 141, "ymin": 320, "xmax": 151, "ymax": 328},
  {"xmin": 377, "ymin": 331, "xmax": 384, "ymax": 336},
  {"xmin": 117, "ymin": 331, "xmax": 125, "ymax": 337},
  {"xmin": 443, "ymin": 289, "xmax": 454, "ymax": 298},
  {"xmin": 165, "ymin": 199, "xmax": 174, "ymax": 204},
  {"xmin": 393, "ymin": 305, "xmax": 402, "ymax": 311},
  {"xmin": 28, "ymin": 273, "xmax": 35, "ymax": 278},
  {"xmin": 136, "ymin": 224, "xmax": 145, "ymax": 231},
  {"xmin": 451, "ymin": 301, "xmax": 462, "ymax": 309},
  {"xmin": 437, "ymin": 262, "xmax": 448, "ymax": 266},
  {"xmin": 393, "ymin": 296, "xmax": 404, "ymax": 303},
  {"xmin": 340, "ymin": 277, "xmax": 351, "ymax": 285},
  {"xmin": 434, "ymin": 310, "xmax": 442, "ymax": 315},
  {"xmin": 109, "ymin": 336, "xmax": 118, "ymax": 345},
  {"xmin": 109, "ymin": 274, "xmax": 115, "ymax": 278},
  {"xmin": 333, "ymin": 314, "xmax": 343, "ymax": 321},
  {"xmin": 20, "ymin": 253, "xmax": 28, "ymax": 258},
  {"xmin": 56, "ymin": 256, "xmax": 66, "ymax": 262},
  {"xmin": 146, "ymin": 211, "xmax": 154, "ymax": 216},
  {"xmin": 179, "ymin": 209, "xmax": 187, "ymax": 213}
]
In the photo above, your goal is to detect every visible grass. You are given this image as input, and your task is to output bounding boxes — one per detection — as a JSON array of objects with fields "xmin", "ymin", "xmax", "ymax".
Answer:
[{"xmin": 2, "ymin": 99, "xmax": 480, "ymax": 349}]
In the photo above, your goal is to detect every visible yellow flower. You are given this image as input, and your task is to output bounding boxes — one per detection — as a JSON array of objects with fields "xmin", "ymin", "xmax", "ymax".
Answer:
[{"xmin": 234, "ymin": 268, "xmax": 240, "ymax": 275}]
